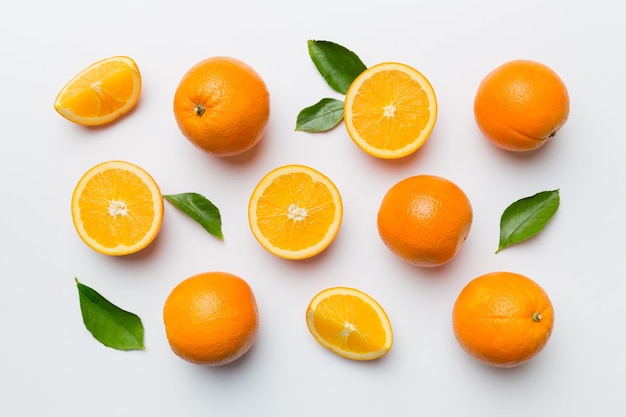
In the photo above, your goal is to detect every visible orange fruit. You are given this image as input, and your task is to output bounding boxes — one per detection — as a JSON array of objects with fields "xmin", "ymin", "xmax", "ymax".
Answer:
[
  {"xmin": 163, "ymin": 272, "xmax": 259, "ymax": 366},
  {"xmin": 248, "ymin": 164, "xmax": 343, "ymax": 260},
  {"xmin": 54, "ymin": 56, "xmax": 141, "ymax": 126},
  {"xmin": 377, "ymin": 175, "xmax": 472, "ymax": 267},
  {"xmin": 173, "ymin": 56, "xmax": 270, "ymax": 157},
  {"xmin": 71, "ymin": 160, "xmax": 163, "ymax": 256},
  {"xmin": 306, "ymin": 287, "xmax": 393, "ymax": 361},
  {"xmin": 452, "ymin": 272, "xmax": 554, "ymax": 368},
  {"xmin": 474, "ymin": 59, "xmax": 570, "ymax": 151},
  {"xmin": 343, "ymin": 62, "xmax": 437, "ymax": 159}
]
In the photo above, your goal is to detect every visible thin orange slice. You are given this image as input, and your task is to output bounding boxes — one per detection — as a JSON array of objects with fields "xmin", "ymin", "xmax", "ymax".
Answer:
[
  {"xmin": 306, "ymin": 287, "xmax": 393, "ymax": 361},
  {"xmin": 71, "ymin": 160, "xmax": 164, "ymax": 256},
  {"xmin": 344, "ymin": 62, "xmax": 437, "ymax": 159},
  {"xmin": 248, "ymin": 164, "xmax": 343, "ymax": 260},
  {"xmin": 54, "ymin": 56, "xmax": 141, "ymax": 126}
]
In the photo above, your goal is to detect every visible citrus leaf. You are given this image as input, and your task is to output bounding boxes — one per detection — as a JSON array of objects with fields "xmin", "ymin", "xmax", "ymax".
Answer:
[
  {"xmin": 307, "ymin": 40, "xmax": 366, "ymax": 94},
  {"xmin": 295, "ymin": 98, "xmax": 344, "ymax": 132},
  {"xmin": 163, "ymin": 192, "xmax": 223, "ymax": 240},
  {"xmin": 497, "ymin": 189, "xmax": 560, "ymax": 253},
  {"xmin": 75, "ymin": 278, "xmax": 145, "ymax": 351}
]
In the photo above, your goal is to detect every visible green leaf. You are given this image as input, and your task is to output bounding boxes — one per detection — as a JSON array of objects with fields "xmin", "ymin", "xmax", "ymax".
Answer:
[
  {"xmin": 75, "ymin": 278, "xmax": 145, "ymax": 351},
  {"xmin": 295, "ymin": 98, "xmax": 344, "ymax": 132},
  {"xmin": 497, "ymin": 189, "xmax": 560, "ymax": 253},
  {"xmin": 163, "ymin": 192, "xmax": 223, "ymax": 240},
  {"xmin": 307, "ymin": 40, "xmax": 367, "ymax": 94}
]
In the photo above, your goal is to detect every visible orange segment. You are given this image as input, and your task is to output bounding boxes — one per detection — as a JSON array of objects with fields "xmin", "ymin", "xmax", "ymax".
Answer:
[
  {"xmin": 54, "ymin": 56, "xmax": 141, "ymax": 126},
  {"xmin": 248, "ymin": 164, "xmax": 343, "ymax": 260},
  {"xmin": 344, "ymin": 62, "xmax": 437, "ymax": 159},
  {"xmin": 71, "ymin": 160, "xmax": 164, "ymax": 256},
  {"xmin": 306, "ymin": 287, "xmax": 393, "ymax": 360}
]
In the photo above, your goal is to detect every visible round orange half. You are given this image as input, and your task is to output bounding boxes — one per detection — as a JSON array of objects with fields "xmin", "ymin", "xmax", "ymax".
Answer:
[
  {"xmin": 54, "ymin": 56, "xmax": 141, "ymax": 126},
  {"xmin": 344, "ymin": 62, "xmax": 437, "ymax": 159},
  {"xmin": 248, "ymin": 164, "xmax": 343, "ymax": 260},
  {"xmin": 71, "ymin": 160, "xmax": 164, "ymax": 256}
]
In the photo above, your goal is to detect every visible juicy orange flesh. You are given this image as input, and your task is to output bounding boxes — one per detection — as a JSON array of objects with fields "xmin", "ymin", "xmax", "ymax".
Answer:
[
  {"xmin": 78, "ymin": 169, "xmax": 156, "ymax": 248},
  {"xmin": 312, "ymin": 294, "xmax": 387, "ymax": 354},
  {"xmin": 59, "ymin": 62, "xmax": 137, "ymax": 118},
  {"xmin": 351, "ymin": 70, "xmax": 431, "ymax": 150},
  {"xmin": 255, "ymin": 172, "xmax": 337, "ymax": 251}
]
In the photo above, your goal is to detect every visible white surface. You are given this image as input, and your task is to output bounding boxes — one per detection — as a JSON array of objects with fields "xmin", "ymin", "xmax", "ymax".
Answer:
[{"xmin": 1, "ymin": 0, "xmax": 624, "ymax": 415}]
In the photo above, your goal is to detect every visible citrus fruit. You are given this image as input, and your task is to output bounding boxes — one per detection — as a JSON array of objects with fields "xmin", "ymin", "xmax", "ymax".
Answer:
[
  {"xmin": 71, "ymin": 160, "xmax": 163, "ymax": 256},
  {"xmin": 377, "ymin": 175, "xmax": 472, "ymax": 267},
  {"xmin": 474, "ymin": 59, "xmax": 570, "ymax": 151},
  {"xmin": 163, "ymin": 272, "xmax": 259, "ymax": 366},
  {"xmin": 306, "ymin": 287, "xmax": 393, "ymax": 361},
  {"xmin": 452, "ymin": 272, "xmax": 554, "ymax": 368},
  {"xmin": 343, "ymin": 62, "xmax": 437, "ymax": 159},
  {"xmin": 248, "ymin": 164, "xmax": 343, "ymax": 260},
  {"xmin": 54, "ymin": 56, "xmax": 141, "ymax": 126},
  {"xmin": 173, "ymin": 56, "xmax": 270, "ymax": 157}
]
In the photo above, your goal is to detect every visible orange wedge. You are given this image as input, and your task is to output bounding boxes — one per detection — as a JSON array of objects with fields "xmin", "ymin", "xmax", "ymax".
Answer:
[
  {"xmin": 71, "ymin": 160, "xmax": 164, "ymax": 256},
  {"xmin": 344, "ymin": 62, "xmax": 437, "ymax": 159},
  {"xmin": 248, "ymin": 164, "xmax": 343, "ymax": 260},
  {"xmin": 306, "ymin": 287, "xmax": 393, "ymax": 360},
  {"xmin": 54, "ymin": 56, "xmax": 141, "ymax": 126}
]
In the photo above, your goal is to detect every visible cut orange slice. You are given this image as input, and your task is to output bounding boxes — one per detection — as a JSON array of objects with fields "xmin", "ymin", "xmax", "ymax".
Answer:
[
  {"xmin": 344, "ymin": 62, "xmax": 437, "ymax": 159},
  {"xmin": 248, "ymin": 164, "xmax": 343, "ymax": 260},
  {"xmin": 54, "ymin": 56, "xmax": 141, "ymax": 126},
  {"xmin": 71, "ymin": 160, "xmax": 164, "ymax": 256},
  {"xmin": 306, "ymin": 287, "xmax": 393, "ymax": 361}
]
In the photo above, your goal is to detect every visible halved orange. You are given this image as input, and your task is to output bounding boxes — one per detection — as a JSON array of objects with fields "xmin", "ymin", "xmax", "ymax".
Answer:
[
  {"xmin": 306, "ymin": 287, "xmax": 393, "ymax": 361},
  {"xmin": 248, "ymin": 164, "xmax": 342, "ymax": 260},
  {"xmin": 71, "ymin": 160, "xmax": 164, "ymax": 256},
  {"xmin": 54, "ymin": 56, "xmax": 141, "ymax": 126},
  {"xmin": 344, "ymin": 62, "xmax": 437, "ymax": 159}
]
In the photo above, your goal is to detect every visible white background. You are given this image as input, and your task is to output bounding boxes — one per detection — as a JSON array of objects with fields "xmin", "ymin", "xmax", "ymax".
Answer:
[{"xmin": 1, "ymin": 1, "xmax": 624, "ymax": 415}]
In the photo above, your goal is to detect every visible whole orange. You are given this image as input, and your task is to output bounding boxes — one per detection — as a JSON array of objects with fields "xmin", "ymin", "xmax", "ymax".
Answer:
[
  {"xmin": 377, "ymin": 175, "xmax": 473, "ymax": 267},
  {"xmin": 452, "ymin": 272, "xmax": 554, "ymax": 368},
  {"xmin": 474, "ymin": 59, "xmax": 569, "ymax": 152},
  {"xmin": 173, "ymin": 56, "xmax": 270, "ymax": 157},
  {"xmin": 163, "ymin": 272, "xmax": 259, "ymax": 366}
]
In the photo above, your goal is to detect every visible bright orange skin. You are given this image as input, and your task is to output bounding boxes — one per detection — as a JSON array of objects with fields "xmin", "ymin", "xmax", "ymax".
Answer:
[
  {"xmin": 173, "ymin": 56, "xmax": 270, "ymax": 157},
  {"xmin": 377, "ymin": 175, "xmax": 473, "ymax": 267},
  {"xmin": 452, "ymin": 272, "xmax": 554, "ymax": 368},
  {"xmin": 474, "ymin": 60, "xmax": 569, "ymax": 152},
  {"xmin": 163, "ymin": 272, "xmax": 259, "ymax": 366}
]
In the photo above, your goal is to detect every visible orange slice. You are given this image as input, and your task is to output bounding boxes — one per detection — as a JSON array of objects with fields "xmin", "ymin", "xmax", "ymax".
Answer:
[
  {"xmin": 344, "ymin": 62, "xmax": 437, "ymax": 159},
  {"xmin": 54, "ymin": 56, "xmax": 141, "ymax": 126},
  {"xmin": 248, "ymin": 164, "xmax": 343, "ymax": 260},
  {"xmin": 306, "ymin": 287, "xmax": 393, "ymax": 361},
  {"xmin": 71, "ymin": 160, "xmax": 164, "ymax": 256}
]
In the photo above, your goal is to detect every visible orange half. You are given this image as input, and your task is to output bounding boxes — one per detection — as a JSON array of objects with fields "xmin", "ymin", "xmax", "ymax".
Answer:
[
  {"xmin": 306, "ymin": 287, "xmax": 393, "ymax": 361},
  {"xmin": 54, "ymin": 56, "xmax": 141, "ymax": 126},
  {"xmin": 344, "ymin": 62, "xmax": 437, "ymax": 159},
  {"xmin": 248, "ymin": 164, "xmax": 343, "ymax": 260},
  {"xmin": 71, "ymin": 160, "xmax": 163, "ymax": 256}
]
